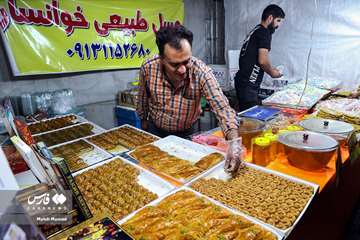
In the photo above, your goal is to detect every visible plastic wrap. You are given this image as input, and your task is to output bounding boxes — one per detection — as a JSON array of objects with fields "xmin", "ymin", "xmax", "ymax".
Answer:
[
  {"xmin": 33, "ymin": 92, "xmax": 53, "ymax": 113},
  {"xmin": 51, "ymin": 89, "xmax": 76, "ymax": 115},
  {"xmin": 316, "ymin": 98, "xmax": 360, "ymax": 124},
  {"xmin": 263, "ymin": 83, "xmax": 329, "ymax": 109},
  {"xmin": 20, "ymin": 93, "xmax": 35, "ymax": 116}
]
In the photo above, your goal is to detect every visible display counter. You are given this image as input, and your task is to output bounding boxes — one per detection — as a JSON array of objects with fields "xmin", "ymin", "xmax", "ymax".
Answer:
[
  {"xmin": 2, "ymin": 98, "xmax": 359, "ymax": 239},
  {"xmin": 191, "ymin": 99, "xmax": 360, "ymax": 240}
]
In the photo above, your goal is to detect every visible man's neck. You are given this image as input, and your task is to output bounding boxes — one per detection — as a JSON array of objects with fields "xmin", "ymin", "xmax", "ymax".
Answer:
[
  {"xmin": 163, "ymin": 69, "xmax": 182, "ymax": 89},
  {"xmin": 260, "ymin": 21, "xmax": 268, "ymax": 29}
]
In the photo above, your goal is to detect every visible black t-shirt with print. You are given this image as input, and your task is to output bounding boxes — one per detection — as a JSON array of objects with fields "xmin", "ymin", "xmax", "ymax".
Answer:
[{"xmin": 237, "ymin": 24, "xmax": 271, "ymax": 88}]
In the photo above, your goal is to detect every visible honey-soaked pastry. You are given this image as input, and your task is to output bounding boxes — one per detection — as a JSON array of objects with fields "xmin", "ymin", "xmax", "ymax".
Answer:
[
  {"xmin": 192, "ymin": 166, "xmax": 314, "ymax": 230},
  {"xmin": 51, "ymin": 140, "xmax": 97, "ymax": 172},
  {"xmin": 74, "ymin": 158, "xmax": 157, "ymax": 221},
  {"xmin": 34, "ymin": 123, "xmax": 95, "ymax": 147},
  {"xmin": 122, "ymin": 190, "xmax": 277, "ymax": 240},
  {"xmin": 195, "ymin": 152, "xmax": 224, "ymax": 170},
  {"xmin": 130, "ymin": 144, "xmax": 223, "ymax": 181},
  {"xmin": 87, "ymin": 126, "xmax": 158, "ymax": 152},
  {"xmin": 28, "ymin": 115, "xmax": 78, "ymax": 134}
]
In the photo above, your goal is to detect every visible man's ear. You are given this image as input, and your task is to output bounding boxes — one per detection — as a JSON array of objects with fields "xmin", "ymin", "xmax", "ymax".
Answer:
[{"xmin": 267, "ymin": 15, "xmax": 274, "ymax": 24}]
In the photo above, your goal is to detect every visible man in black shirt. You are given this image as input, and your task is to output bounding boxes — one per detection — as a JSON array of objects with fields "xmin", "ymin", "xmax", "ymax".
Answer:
[{"xmin": 235, "ymin": 4, "xmax": 285, "ymax": 111}]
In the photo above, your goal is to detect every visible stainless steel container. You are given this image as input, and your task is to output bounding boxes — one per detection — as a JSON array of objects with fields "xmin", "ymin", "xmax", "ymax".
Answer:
[
  {"xmin": 300, "ymin": 118, "xmax": 354, "ymax": 142},
  {"xmin": 278, "ymin": 131, "xmax": 338, "ymax": 171}
]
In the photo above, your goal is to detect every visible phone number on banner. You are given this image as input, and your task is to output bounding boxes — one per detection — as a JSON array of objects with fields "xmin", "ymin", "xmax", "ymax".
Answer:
[{"xmin": 66, "ymin": 42, "xmax": 151, "ymax": 60}]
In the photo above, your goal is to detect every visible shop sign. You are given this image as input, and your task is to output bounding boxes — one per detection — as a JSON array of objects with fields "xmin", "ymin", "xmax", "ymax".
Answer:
[{"xmin": 0, "ymin": 0, "xmax": 183, "ymax": 75}]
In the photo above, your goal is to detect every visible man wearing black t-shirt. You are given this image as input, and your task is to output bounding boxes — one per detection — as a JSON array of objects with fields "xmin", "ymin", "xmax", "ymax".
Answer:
[{"xmin": 235, "ymin": 4, "xmax": 285, "ymax": 111}]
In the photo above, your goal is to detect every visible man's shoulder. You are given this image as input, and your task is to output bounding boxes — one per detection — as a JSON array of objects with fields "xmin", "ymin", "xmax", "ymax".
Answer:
[
  {"xmin": 191, "ymin": 57, "xmax": 211, "ymax": 73},
  {"xmin": 254, "ymin": 25, "xmax": 270, "ymax": 36},
  {"xmin": 141, "ymin": 55, "xmax": 161, "ymax": 69}
]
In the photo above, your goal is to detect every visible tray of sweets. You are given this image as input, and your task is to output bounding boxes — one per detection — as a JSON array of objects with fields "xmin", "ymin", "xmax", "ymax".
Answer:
[
  {"xmin": 33, "ymin": 122, "xmax": 104, "ymax": 147},
  {"xmin": 188, "ymin": 161, "xmax": 319, "ymax": 237},
  {"xmin": 49, "ymin": 215, "xmax": 134, "ymax": 240},
  {"xmin": 49, "ymin": 139, "xmax": 112, "ymax": 173},
  {"xmin": 28, "ymin": 114, "xmax": 87, "ymax": 135},
  {"xmin": 72, "ymin": 156, "xmax": 176, "ymax": 222},
  {"xmin": 86, "ymin": 124, "xmax": 159, "ymax": 155},
  {"xmin": 262, "ymin": 83, "xmax": 330, "ymax": 110},
  {"xmin": 119, "ymin": 187, "xmax": 282, "ymax": 240},
  {"xmin": 127, "ymin": 135, "xmax": 225, "ymax": 185}
]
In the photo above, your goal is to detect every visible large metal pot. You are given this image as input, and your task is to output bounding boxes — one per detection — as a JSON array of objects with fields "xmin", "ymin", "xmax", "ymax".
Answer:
[
  {"xmin": 237, "ymin": 117, "xmax": 266, "ymax": 151},
  {"xmin": 300, "ymin": 118, "xmax": 354, "ymax": 145},
  {"xmin": 278, "ymin": 131, "xmax": 338, "ymax": 171}
]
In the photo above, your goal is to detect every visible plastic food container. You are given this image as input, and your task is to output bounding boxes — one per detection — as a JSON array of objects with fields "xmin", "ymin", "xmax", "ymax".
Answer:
[
  {"xmin": 252, "ymin": 137, "xmax": 271, "ymax": 166},
  {"xmin": 286, "ymin": 125, "xmax": 303, "ymax": 131},
  {"xmin": 278, "ymin": 131, "xmax": 338, "ymax": 171},
  {"xmin": 263, "ymin": 132, "xmax": 278, "ymax": 162},
  {"xmin": 238, "ymin": 117, "xmax": 266, "ymax": 151}
]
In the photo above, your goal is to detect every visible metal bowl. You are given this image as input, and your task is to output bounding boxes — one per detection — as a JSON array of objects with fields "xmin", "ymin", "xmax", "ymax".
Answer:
[{"xmin": 278, "ymin": 131, "xmax": 338, "ymax": 171}]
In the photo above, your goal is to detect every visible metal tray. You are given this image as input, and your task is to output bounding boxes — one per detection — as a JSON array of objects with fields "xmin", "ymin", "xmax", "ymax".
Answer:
[
  {"xmin": 186, "ymin": 161, "xmax": 319, "ymax": 237},
  {"xmin": 126, "ymin": 135, "xmax": 225, "ymax": 185},
  {"xmin": 86, "ymin": 124, "xmax": 160, "ymax": 155},
  {"xmin": 48, "ymin": 139, "xmax": 113, "ymax": 174},
  {"xmin": 72, "ymin": 156, "xmax": 176, "ymax": 209},
  {"xmin": 33, "ymin": 122, "xmax": 105, "ymax": 148},
  {"xmin": 118, "ymin": 186, "xmax": 283, "ymax": 240},
  {"xmin": 29, "ymin": 114, "xmax": 90, "ymax": 136},
  {"xmin": 32, "ymin": 118, "xmax": 105, "ymax": 137}
]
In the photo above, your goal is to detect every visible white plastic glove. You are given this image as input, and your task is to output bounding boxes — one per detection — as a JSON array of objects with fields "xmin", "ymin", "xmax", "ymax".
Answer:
[
  {"xmin": 224, "ymin": 138, "xmax": 245, "ymax": 174},
  {"xmin": 276, "ymin": 65, "xmax": 285, "ymax": 76},
  {"xmin": 273, "ymin": 65, "xmax": 286, "ymax": 79}
]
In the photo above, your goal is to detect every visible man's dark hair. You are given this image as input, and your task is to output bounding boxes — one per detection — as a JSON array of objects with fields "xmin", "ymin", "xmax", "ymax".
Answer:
[
  {"xmin": 261, "ymin": 4, "xmax": 285, "ymax": 21},
  {"xmin": 155, "ymin": 25, "xmax": 193, "ymax": 56}
]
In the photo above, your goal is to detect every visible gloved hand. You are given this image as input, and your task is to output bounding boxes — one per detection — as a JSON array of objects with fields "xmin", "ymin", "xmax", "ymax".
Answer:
[
  {"xmin": 224, "ymin": 138, "xmax": 245, "ymax": 174},
  {"xmin": 276, "ymin": 65, "xmax": 285, "ymax": 76}
]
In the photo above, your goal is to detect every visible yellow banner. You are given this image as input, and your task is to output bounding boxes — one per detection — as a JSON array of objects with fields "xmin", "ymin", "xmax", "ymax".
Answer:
[{"xmin": 0, "ymin": 0, "xmax": 184, "ymax": 75}]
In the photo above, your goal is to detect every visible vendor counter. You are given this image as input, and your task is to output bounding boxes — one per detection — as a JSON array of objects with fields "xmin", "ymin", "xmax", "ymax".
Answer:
[{"xmin": 192, "ymin": 122, "xmax": 360, "ymax": 240}]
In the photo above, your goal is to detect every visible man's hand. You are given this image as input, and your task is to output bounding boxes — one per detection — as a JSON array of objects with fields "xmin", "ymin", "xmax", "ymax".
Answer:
[
  {"xmin": 224, "ymin": 137, "xmax": 245, "ymax": 174},
  {"xmin": 271, "ymin": 68, "xmax": 283, "ymax": 78},
  {"xmin": 258, "ymin": 49, "xmax": 283, "ymax": 78},
  {"xmin": 141, "ymin": 120, "xmax": 149, "ymax": 130}
]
